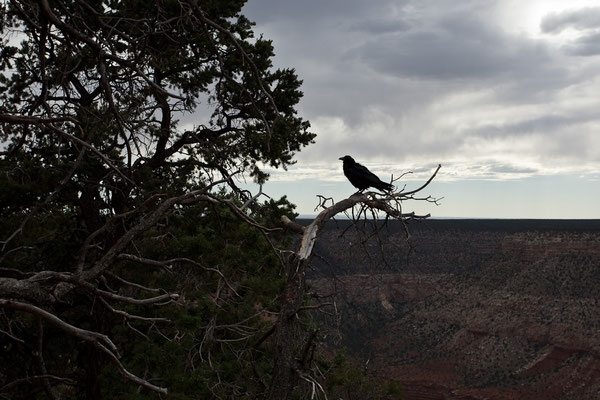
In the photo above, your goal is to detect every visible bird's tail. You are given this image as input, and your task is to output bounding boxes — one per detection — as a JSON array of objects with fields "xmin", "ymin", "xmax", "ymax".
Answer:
[{"xmin": 376, "ymin": 182, "xmax": 394, "ymax": 192}]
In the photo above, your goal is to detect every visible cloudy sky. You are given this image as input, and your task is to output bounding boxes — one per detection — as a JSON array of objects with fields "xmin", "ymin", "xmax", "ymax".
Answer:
[{"xmin": 241, "ymin": 0, "xmax": 600, "ymax": 218}]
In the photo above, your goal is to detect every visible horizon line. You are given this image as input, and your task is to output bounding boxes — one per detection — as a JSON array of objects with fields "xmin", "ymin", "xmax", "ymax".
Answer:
[{"xmin": 295, "ymin": 215, "xmax": 600, "ymax": 221}]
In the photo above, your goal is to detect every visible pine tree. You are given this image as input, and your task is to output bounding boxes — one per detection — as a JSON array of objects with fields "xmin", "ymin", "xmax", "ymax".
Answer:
[{"xmin": 0, "ymin": 0, "xmax": 312, "ymax": 397}]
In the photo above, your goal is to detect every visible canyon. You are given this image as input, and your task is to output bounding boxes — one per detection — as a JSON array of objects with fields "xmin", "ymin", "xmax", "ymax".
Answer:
[{"xmin": 307, "ymin": 219, "xmax": 600, "ymax": 399}]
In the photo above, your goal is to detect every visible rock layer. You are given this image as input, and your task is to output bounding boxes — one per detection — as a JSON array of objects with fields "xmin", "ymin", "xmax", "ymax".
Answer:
[{"xmin": 308, "ymin": 219, "xmax": 600, "ymax": 400}]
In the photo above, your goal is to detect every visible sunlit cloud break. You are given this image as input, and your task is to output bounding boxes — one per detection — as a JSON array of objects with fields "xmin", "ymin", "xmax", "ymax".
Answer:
[{"xmin": 243, "ymin": 0, "xmax": 600, "ymax": 217}]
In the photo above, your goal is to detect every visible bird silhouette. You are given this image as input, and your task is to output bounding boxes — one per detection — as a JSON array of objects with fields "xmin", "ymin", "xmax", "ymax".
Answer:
[{"xmin": 339, "ymin": 155, "xmax": 393, "ymax": 192}]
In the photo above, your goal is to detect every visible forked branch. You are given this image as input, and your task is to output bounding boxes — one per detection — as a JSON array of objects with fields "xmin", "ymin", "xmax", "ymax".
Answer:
[
  {"xmin": 282, "ymin": 164, "xmax": 442, "ymax": 260},
  {"xmin": 0, "ymin": 300, "xmax": 168, "ymax": 395}
]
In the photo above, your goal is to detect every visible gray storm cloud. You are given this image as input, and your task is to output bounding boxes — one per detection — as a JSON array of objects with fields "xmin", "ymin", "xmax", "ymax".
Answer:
[
  {"xmin": 541, "ymin": 7, "xmax": 600, "ymax": 33},
  {"xmin": 242, "ymin": 1, "xmax": 600, "ymax": 176}
]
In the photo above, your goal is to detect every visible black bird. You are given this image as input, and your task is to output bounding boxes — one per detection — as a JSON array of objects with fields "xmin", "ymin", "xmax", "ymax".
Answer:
[{"xmin": 339, "ymin": 155, "xmax": 394, "ymax": 192}]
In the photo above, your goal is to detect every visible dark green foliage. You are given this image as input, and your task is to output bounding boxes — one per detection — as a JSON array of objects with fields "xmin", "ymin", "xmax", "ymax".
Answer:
[
  {"xmin": 105, "ymin": 199, "xmax": 297, "ymax": 398},
  {"xmin": 103, "ymin": 201, "xmax": 292, "ymax": 398},
  {"xmin": 0, "ymin": 1, "xmax": 397, "ymax": 399},
  {"xmin": 0, "ymin": 0, "xmax": 315, "ymax": 398}
]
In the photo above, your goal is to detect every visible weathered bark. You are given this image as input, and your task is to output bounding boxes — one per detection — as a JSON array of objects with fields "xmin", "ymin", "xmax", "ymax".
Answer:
[
  {"xmin": 266, "ymin": 255, "xmax": 308, "ymax": 400},
  {"xmin": 269, "ymin": 174, "xmax": 441, "ymax": 398},
  {"xmin": 0, "ymin": 278, "xmax": 55, "ymax": 304}
]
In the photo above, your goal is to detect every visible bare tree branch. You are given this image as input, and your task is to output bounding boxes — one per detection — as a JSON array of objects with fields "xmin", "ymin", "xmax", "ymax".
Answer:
[
  {"xmin": 398, "ymin": 163, "xmax": 441, "ymax": 196},
  {"xmin": 0, "ymin": 299, "xmax": 168, "ymax": 395},
  {"xmin": 270, "ymin": 164, "xmax": 441, "ymax": 399}
]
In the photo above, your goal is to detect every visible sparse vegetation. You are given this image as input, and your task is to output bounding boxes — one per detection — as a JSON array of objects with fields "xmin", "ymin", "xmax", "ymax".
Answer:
[{"xmin": 309, "ymin": 219, "xmax": 600, "ymax": 399}]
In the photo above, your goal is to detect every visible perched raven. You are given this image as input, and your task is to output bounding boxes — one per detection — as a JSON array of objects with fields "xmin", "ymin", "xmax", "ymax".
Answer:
[{"xmin": 339, "ymin": 155, "xmax": 394, "ymax": 192}]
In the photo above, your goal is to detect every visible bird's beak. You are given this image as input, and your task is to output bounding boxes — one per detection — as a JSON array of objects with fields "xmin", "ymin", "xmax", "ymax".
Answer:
[{"xmin": 338, "ymin": 157, "xmax": 343, "ymax": 160}]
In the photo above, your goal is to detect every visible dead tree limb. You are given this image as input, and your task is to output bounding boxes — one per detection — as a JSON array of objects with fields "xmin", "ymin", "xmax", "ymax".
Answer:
[
  {"xmin": 268, "ymin": 164, "xmax": 441, "ymax": 399},
  {"xmin": 0, "ymin": 299, "xmax": 169, "ymax": 395}
]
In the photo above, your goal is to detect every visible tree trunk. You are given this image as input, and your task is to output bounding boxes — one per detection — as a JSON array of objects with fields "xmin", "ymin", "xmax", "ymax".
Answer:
[{"xmin": 266, "ymin": 256, "xmax": 308, "ymax": 400}]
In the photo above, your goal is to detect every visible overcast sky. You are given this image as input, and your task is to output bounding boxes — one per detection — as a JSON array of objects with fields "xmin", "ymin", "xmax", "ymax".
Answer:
[{"xmin": 241, "ymin": 0, "xmax": 600, "ymax": 218}]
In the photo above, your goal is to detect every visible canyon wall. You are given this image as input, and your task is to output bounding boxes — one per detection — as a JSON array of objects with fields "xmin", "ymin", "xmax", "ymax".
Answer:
[{"xmin": 308, "ymin": 219, "xmax": 600, "ymax": 399}]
